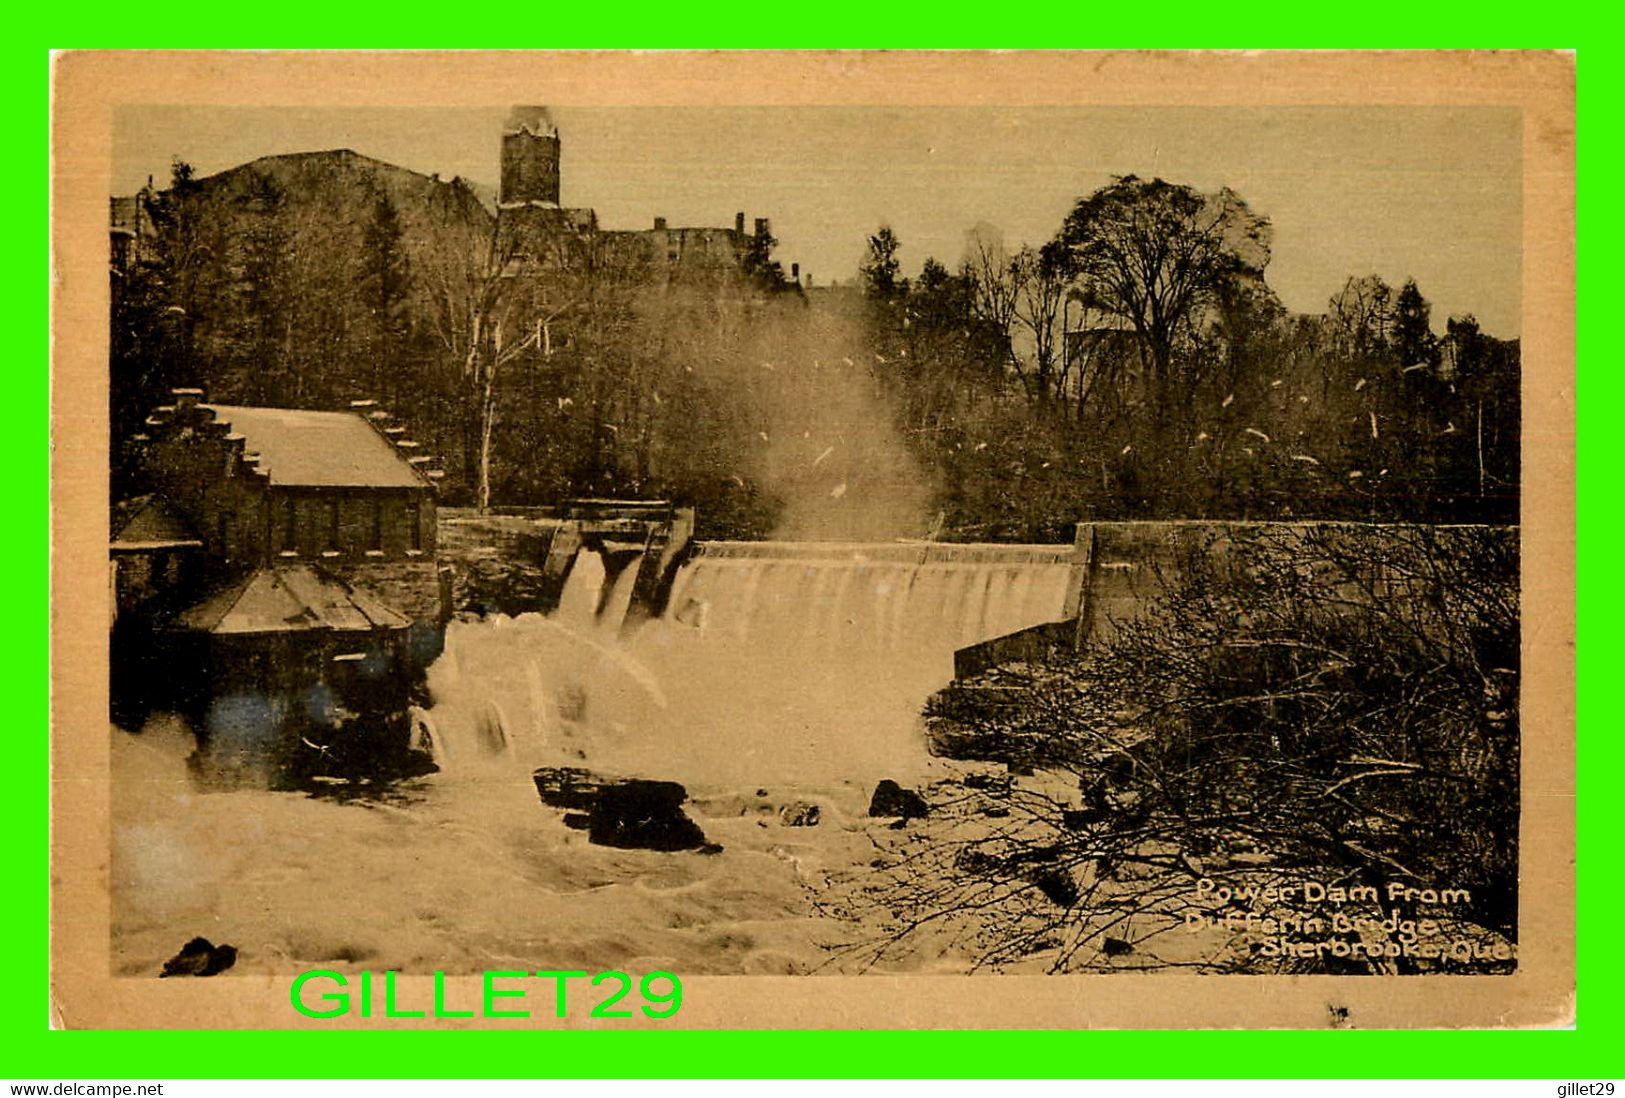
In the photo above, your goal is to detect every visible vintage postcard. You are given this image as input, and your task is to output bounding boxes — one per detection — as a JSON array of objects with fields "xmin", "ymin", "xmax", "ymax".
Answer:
[{"xmin": 50, "ymin": 50, "xmax": 1575, "ymax": 1029}]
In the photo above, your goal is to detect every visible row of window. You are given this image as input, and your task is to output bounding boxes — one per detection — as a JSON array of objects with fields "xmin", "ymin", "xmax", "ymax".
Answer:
[
  {"xmin": 276, "ymin": 496, "xmax": 423, "ymax": 554},
  {"xmin": 208, "ymin": 495, "xmax": 428, "ymax": 562}
]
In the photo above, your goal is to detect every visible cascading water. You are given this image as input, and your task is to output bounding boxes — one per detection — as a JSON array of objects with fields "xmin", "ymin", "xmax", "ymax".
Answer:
[
  {"xmin": 113, "ymin": 539, "xmax": 1080, "ymax": 979},
  {"xmin": 423, "ymin": 549, "xmax": 661, "ymax": 773},
  {"xmin": 660, "ymin": 542, "xmax": 1074, "ymax": 664},
  {"xmin": 554, "ymin": 547, "xmax": 605, "ymax": 629},
  {"xmin": 420, "ymin": 540, "xmax": 1077, "ymax": 788}
]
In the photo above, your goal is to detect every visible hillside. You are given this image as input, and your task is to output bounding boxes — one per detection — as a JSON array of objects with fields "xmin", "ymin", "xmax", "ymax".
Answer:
[
  {"xmin": 112, "ymin": 149, "xmax": 495, "ymax": 495},
  {"xmin": 196, "ymin": 148, "xmax": 495, "ymax": 246},
  {"xmin": 186, "ymin": 147, "xmax": 495, "ymax": 353}
]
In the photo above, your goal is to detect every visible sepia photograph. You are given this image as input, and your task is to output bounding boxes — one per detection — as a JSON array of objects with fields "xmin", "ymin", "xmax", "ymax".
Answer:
[{"xmin": 52, "ymin": 50, "xmax": 1575, "ymax": 1030}]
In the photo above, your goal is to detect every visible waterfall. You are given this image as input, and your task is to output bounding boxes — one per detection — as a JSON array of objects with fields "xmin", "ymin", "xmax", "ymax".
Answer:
[
  {"xmin": 663, "ymin": 543, "xmax": 1075, "ymax": 670},
  {"xmin": 421, "ymin": 550, "xmax": 668, "ymax": 772},
  {"xmin": 597, "ymin": 557, "xmax": 641, "ymax": 636},
  {"xmin": 419, "ymin": 539, "xmax": 1078, "ymax": 786},
  {"xmin": 555, "ymin": 549, "xmax": 605, "ymax": 629}
]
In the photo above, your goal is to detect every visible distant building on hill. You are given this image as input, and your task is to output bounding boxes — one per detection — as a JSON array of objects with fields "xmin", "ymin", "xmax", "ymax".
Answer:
[
  {"xmin": 109, "ymin": 183, "xmax": 158, "ymax": 279},
  {"xmin": 493, "ymin": 105, "xmax": 790, "ymax": 288}
]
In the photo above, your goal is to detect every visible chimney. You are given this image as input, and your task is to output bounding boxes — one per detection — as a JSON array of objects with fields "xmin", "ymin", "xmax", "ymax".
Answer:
[
  {"xmin": 654, "ymin": 216, "xmax": 667, "ymax": 231},
  {"xmin": 754, "ymin": 218, "xmax": 771, "ymax": 240},
  {"xmin": 791, "ymin": 263, "xmax": 800, "ymax": 283},
  {"xmin": 735, "ymin": 211, "xmax": 745, "ymax": 235}
]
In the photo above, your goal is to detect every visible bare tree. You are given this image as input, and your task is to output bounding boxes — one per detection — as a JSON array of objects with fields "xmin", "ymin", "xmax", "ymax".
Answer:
[
  {"xmin": 1010, "ymin": 241, "xmax": 1070, "ymax": 406},
  {"xmin": 964, "ymin": 226, "xmax": 1070, "ymax": 406},
  {"xmin": 425, "ymin": 227, "xmax": 533, "ymax": 511},
  {"xmin": 1327, "ymin": 274, "xmax": 1394, "ymax": 357},
  {"xmin": 964, "ymin": 223, "xmax": 1019, "ymax": 355}
]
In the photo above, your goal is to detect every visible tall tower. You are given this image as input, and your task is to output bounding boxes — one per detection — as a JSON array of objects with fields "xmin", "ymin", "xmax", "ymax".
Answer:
[{"xmin": 500, "ymin": 106, "xmax": 561, "ymax": 207}]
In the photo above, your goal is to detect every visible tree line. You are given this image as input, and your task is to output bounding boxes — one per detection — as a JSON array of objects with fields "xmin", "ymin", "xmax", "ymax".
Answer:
[
  {"xmin": 112, "ymin": 160, "xmax": 1519, "ymax": 537},
  {"xmin": 858, "ymin": 174, "xmax": 1519, "ymax": 537}
]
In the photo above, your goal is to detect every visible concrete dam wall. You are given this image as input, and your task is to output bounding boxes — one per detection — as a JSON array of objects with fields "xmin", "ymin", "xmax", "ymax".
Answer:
[
  {"xmin": 424, "ymin": 509, "xmax": 1514, "ymax": 786},
  {"xmin": 439, "ymin": 508, "xmax": 1517, "ymax": 685},
  {"xmin": 672, "ymin": 539, "xmax": 1081, "ymax": 673},
  {"xmin": 441, "ymin": 506, "xmax": 1088, "ymax": 676}
]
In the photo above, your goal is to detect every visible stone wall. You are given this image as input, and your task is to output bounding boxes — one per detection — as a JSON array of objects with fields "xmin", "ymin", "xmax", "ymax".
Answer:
[{"xmin": 336, "ymin": 558, "xmax": 449, "ymax": 625}]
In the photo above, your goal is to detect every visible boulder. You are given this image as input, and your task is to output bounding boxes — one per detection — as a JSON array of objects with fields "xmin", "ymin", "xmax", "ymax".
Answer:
[
  {"xmin": 534, "ymin": 768, "xmax": 715, "ymax": 853},
  {"xmin": 867, "ymin": 779, "xmax": 929, "ymax": 820},
  {"xmin": 588, "ymin": 780, "xmax": 711, "ymax": 852},
  {"xmin": 962, "ymin": 772, "xmax": 1013, "ymax": 794},
  {"xmin": 1061, "ymin": 806, "xmax": 1107, "ymax": 830},
  {"xmin": 779, "ymin": 801, "xmax": 821, "ymax": 827},
  {"xmin": 533, "ymin": 767, "xmax": 609, "ymax": 811},
  {"xmin": 160, "ymin": 936, "xmax": 238, "ymax": 977},
  {"xmin": 1032, "ymin": 868, "xmax": 1079, "ymax": 908}
]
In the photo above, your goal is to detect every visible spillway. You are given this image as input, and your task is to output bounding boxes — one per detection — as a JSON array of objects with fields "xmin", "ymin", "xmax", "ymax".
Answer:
[
  {"xmin": 423, "ymin": 538, "xmax": 1081, "ymax": 787},
  {"xmin": 668, "ymin": 540, "xmax": 1078, "ymax": 669}
]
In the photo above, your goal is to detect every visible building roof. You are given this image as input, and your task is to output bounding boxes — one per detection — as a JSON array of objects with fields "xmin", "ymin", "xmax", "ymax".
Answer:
[
  {"xmin": 174, "ymin": 564, "xmax": 411, "ymax": 635},
  {"xmin": 111, "ymin": 496, "xmax": 200, "ymax": 549},
  {"xmin": 206, "ymin": 404, "xmax": 429, "ymax": 489}
]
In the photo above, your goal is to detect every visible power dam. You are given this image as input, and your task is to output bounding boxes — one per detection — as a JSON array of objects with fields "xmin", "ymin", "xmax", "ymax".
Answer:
[
  {"xmin": 112, "ymin": 506, "xmax": 1516, "ymax": 978},
  {"xmin": 422, "ymin": 513, "xmax": 1089, "ymax": 788},
  {"xmin": 668, "ymin": 539, "xmax": 1077, "ymax": 661},
  {"xmin": 425, "ymin": 507, "xmax": 1470, "ymax": 787}
]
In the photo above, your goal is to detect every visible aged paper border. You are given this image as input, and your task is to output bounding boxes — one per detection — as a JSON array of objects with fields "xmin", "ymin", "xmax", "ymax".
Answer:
[{"xmin": 50, "ymin": 50, "xmax": 1576, "ymax": 1030}]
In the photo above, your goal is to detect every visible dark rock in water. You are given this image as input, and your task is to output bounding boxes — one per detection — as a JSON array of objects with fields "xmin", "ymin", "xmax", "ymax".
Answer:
[
  {"xmin": 533, "ymin": 767, "xmax": 610, "ymax": 812},
  {"xmin": 534, "ymin": 768, "xmax": 713, "ymax": 852},
  {"xmin": 588, "ymin": 780, "xmax": 711, "ymax": 852},
  {"xmin": 1033, "ymin": 868, "xmax": 1080, "ymax": 908},
  {"xmin": 868, "ymin": 780, "xmax": 929, "ymax": 820},
  {"xmin": 779, "ymin": 801, "xmax": 821, "ymax": 827},
  {"xmin": 160, "ymin": 937, "xmax": 237, "ymax": 977},
  {"xmin": 1102, "ymin": 936, "xmax": 1135, "ymax": 957}
]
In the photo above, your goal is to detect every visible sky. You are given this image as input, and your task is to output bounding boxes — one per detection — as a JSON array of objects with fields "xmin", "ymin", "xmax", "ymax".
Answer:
[{"xmin": 114, "ymin": 105, "xmax": 1523, "ymax": 337}]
